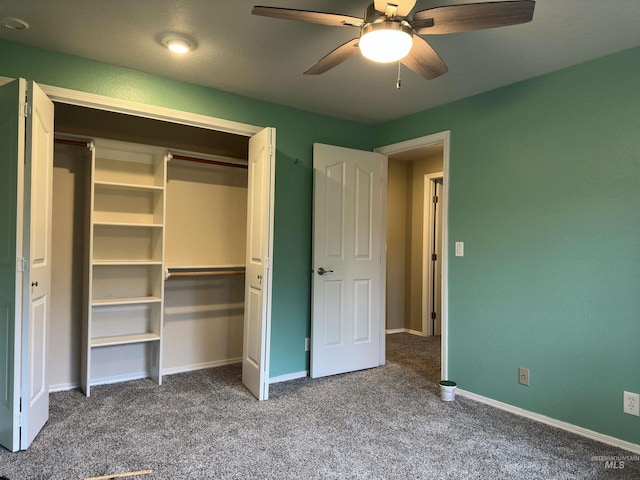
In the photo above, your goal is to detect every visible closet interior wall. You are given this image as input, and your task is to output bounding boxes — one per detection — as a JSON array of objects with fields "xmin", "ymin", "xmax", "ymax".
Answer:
[{"xmin": 49, "ymin": 104, "xmax": 249, "ymax": 391}]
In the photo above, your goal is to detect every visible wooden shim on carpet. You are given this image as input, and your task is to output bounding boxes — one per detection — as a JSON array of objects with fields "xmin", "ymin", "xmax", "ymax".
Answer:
[{"xmin": 84, "ymin": 470, "xmax": 152, "ymax": 480}]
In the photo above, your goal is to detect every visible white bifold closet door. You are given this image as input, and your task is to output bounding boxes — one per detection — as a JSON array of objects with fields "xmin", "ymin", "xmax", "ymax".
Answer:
[
  {"xmin": 242, "ymin": 127, "xmax": 276, "ymax": 400},
  {"xmin": 0, "ymin": 78, "xmax": 54, "ymax": 452}
]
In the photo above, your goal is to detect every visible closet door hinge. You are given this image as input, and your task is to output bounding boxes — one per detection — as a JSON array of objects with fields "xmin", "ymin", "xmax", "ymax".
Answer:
[
  {"xmin": 17, "ymin": 257, "xmax": 27, "ymax": 273},
  {"xmin": 431, "ymin": 311, "xmax": 437, "ymax": 320},
  {"xmin": 22, "ymin": 102, "xmax": 31, "ymax": 118},
  {"xmin": 432, "ymin": 253, "xmax": 437, "ymax": 261},
  {"xmin": 17, "ymin": 397, "xmax": 24, "ymax": 427},
  {"xmin": 433, "ymin": 195, "xmax": 439, "ymax": 204}
]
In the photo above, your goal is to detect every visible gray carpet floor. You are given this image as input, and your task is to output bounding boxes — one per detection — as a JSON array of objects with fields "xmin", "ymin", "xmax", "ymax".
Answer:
[{"xmin": 1, "ymin": 333, "xmax": 638, "ymax": 479}]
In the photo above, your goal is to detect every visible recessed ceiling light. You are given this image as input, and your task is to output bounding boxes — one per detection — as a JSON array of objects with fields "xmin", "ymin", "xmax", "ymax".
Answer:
[
  {"xmin": 1, "ymin": 17, "xmax": 30, "ymax": 31},
  {"xmin": 161, "ymin": 34, "xmax": 194, "ymax": 54}
]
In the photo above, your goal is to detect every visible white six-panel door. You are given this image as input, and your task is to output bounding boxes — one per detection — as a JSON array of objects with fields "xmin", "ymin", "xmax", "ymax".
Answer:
[
  {"xmin": 311, "ymin": 143, "xmax": 386, "ymax": 378},
  {"xmin": 242, "ymin": 127, "xmax": 275, "ymax": 400}
]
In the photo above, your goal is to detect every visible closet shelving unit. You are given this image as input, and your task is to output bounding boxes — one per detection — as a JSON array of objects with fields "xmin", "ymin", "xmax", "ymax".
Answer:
[{"xmin": 82, "ymin": 138, "xmax": 168, "ymax": 396}]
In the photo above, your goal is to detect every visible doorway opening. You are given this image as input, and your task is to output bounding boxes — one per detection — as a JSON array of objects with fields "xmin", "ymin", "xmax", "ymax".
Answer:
[
  {"xmin": 376, "ymin": 132, "xmax": 450, "ymax": 379},
  {"xmin": 19, "ymin": 80, "xmax": 271, "ymax": 400},
  {"xmin": 50, "ymin": 103, "xmax": 252, "ymax": 393}
]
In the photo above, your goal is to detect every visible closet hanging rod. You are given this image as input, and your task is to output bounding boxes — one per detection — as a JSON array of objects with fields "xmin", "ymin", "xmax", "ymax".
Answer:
[
  {"xmin": 165, "ymin": 266, "xmax": 246, "ymax": 279},
  {"xmin": 167, "ymin": 270, "xmax": 245, "ymax": 278},
  {"xmin": 170, "ymin": 153, "xmax": 248, "ymax": 170},
  {"xmin": 54, "ymin": 138, "xmax": 92, "ymax": 148}
]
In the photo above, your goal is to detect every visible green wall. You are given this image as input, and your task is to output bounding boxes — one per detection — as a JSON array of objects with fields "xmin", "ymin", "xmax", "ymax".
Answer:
[
  {"xmin": 375, "ymin": 46, "xmax": 640, "ymax": 445},
  {"xmin": 0, "ymin": 39, "xmax": 374, "ymax": 378}
]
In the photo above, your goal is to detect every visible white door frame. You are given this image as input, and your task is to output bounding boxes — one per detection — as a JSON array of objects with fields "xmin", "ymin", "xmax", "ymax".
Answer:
[
  {"xmin": 375, "ymin": 131, "xmax": 450, "ymax": 380},
  {"xmin": 36, "ymin": 86, "xmax": 271, "ymax": 393},
  {"xmin": 422, "ymin": 172, "xmax": 443, "ymax": 337},
  {"xmin": 0, "ymin": 76, "xmax": 262, "ymax": 137}
]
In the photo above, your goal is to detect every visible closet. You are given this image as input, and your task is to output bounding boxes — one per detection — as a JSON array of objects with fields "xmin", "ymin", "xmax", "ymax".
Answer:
[
  {"xmin": 2, "ymin": 79, "xmax": 274, "ymax": 451},
  {"xmin": 51, "ymin": 104, "xmax": 250, "ymax": 395}
]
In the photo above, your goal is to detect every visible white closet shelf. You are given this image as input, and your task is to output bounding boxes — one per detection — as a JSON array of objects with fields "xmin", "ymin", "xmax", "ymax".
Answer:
[
  {"xmin": 91, "ymin": 296, "xmax": 162, "ymax": 307},
  {"xmin": 93, "ymin": 221, "xmax": 163, "ymax": 228},
  {"xmin": 92, "ymin": 260, "xmax": 163, "ymax": 266},
  {"xmin": 91, "ymin": 333, "xmax": 161, "ymax": 348},
  {"xmin": 94, "ymin": 180, "xmax": 164, "ymax": 191}
]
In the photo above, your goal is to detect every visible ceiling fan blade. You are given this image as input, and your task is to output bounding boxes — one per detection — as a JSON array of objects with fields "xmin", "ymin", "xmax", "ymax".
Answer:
[
  {"xmin": 252, "ymin": 6, "xmax": 362, "ymax": 27},
  {"xmin": 304, "ymin": 38, "xmax": 360, "ymax": 75},
  {"xmin": 401, "ymin": 36, "xmax": 448, "ymax": 80},
  {"xmin": 413, "ymin": 1, "xmax": 535, "ymax": 34},
  {"xmin": 374, "ymin": 0, "xmax": 417, "ymax": 17}
]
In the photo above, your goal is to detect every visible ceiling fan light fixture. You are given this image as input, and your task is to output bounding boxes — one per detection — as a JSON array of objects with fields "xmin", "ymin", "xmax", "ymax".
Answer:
[
  {"xmin": 359, "ymin": 22, "xmax": 413, "ymax": 63},
  {"xmin": 161, "ymin": 34, "xmax": 193, "ymax": 54}
]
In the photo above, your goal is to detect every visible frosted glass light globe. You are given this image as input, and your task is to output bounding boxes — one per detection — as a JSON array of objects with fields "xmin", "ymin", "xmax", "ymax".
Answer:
[{"xmin": 359, "ymin": 22, "xmax": 413, "ymax": 63}]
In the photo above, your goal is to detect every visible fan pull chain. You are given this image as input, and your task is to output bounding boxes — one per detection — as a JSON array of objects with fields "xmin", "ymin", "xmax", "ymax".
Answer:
[{"xmin": 396, "ymin": 61, "xmax": 402, "ymax": 89}]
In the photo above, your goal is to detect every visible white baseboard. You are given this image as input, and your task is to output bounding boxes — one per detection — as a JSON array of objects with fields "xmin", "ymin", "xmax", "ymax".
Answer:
[
  {"xmin": 406, "ymin": 329, "xmax": 424, "ymax": 336},
  {"xmin": 269, "ymin": 371, "xmax": 308, "ymax": 384},
  {"xmin": 162, "ymin": 357, "xmax": 242, "ymax": 376},
  {"xmin": 49, "ymin": 382, "xmax": 80, "ymax": 393},
  {"xmin": 386, "ymin": 328, "xmax": 425, "ymax": 336},
  {"xmin": 386, "ymin": 328, "xmax": 405, "ymax": 334},
  {"xmin": 48, "ymin": 358, "xmax": 243, "ymax": 392},
  {"xmin": 457, "ymin": 388, "xmax": 640, "ymax": 455},
  {"xmin": 50, "ymin": 373, "xmax": 151, "ymax": 390},
  {"xmin": 90, "ymin": 371, "xmax": 150, "ymax": 388}
]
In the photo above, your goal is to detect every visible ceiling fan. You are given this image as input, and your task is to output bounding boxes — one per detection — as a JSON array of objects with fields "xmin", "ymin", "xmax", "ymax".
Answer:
[{"xmin": 252, "ymin": 0, "xmax": 535, "ymax": 80}]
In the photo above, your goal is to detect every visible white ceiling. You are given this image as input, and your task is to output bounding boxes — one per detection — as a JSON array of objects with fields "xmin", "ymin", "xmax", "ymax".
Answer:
[{"xmin": 1, "ymin": 0, "xmax": 639, "ymax": 124}]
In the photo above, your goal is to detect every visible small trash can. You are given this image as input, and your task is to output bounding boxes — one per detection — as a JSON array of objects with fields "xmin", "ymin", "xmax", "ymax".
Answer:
[{"xmin": 439, "ymin": 380, "xmax": 456, "ymax": 401}]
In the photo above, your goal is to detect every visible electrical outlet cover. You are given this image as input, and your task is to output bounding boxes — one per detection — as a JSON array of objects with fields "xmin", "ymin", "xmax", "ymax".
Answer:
[{"xmin": 623, "ymin": 391, "xmax": 640, "ymax": 416}]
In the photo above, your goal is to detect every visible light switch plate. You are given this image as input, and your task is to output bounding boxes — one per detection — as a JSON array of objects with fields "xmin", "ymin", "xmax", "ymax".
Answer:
[{"xmin": 455, "ymin": 242, "xmax": 464, "ymax": 257}]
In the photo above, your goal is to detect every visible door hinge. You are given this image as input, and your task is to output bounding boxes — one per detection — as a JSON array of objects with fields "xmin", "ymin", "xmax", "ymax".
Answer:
[
  {"xmin": 22, "ymin": 102, "xmax": 31, "ymax": 118},
  {"xmin": 17, "ymin": 397, "xmax": 24, "ymax": 427},
  {"xmin": 431, "ymin": 311, "xmax": 437, "ymax": 320},
  {"xmin": 432, "ymin": 253, "xmax": 437, "ymax": 261},
  {"xmin": 433, "ymin": 195, "xmax": 439, "ymax": 204},
  {"xmin": 17, "ymin": 257, "xmax": 27, "ymax": 272}
]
